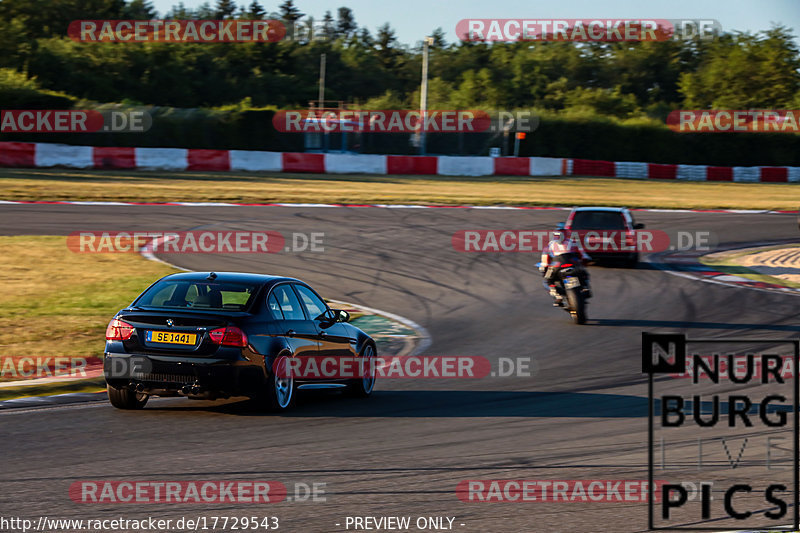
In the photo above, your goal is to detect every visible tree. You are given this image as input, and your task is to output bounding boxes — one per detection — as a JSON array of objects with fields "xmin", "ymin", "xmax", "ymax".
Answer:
[
  {"xmin": 563, "ymin": 85, "xmax": 641, "ymax": 118},
  {"xmin": 165, "ymin": 2, "xmax": 192, "ymax": 18},
  {"xmin": 3, "ymin": 2, "xmax": 798, "ymax": 120},
  {"xmin": 450, "ymin": 68, "xmax": 502, "ymax": 108},
  {"xmin": 214, "ymin": 0, "xmax": 237, "ymax": 19},
  {"xmin": 408, "ymin": 77, "xmax": 455, "ymax": 108},
  {"xmin": 278, "ymin": 0, "xmax": 303, "ymax": 40},
  {"xmin": 321, "ymin": 10, "xmax": 335, "ymax": 40},
  {"xmin": 298, "ymin": 16, "xmax": 314, "ymax": 42},
  {"xmin": 123, "ymin": 0, "xmax": 157, "ymax": 19},
  {"xmin": 679, "ymin": 27, "xmax": 800, "ymax": 108},
  {"xmin": 335, "ymin": 7, "xmax": 356, "ymax": 39},
  {"xmin": 356, "ymin": 28, "xmax": 374, "ymax": 49},
  {"xmin": 195, "ymin": 2, "xmax": 215, "ymax": 18},
  {"xmin": 244, "ymin": 0, "xmax": 265, "ymax": 19},
  {"xmin": 429, "ymin": 27, "xmax": 446, "ymax": 49},
  {"xmin": 376, "ymin": 23, "xmax": 401, "ymax": 68},
  {"xmin": 0, "ymin": 17, "xmax": 32, "ymax": 70},
  {"xmin": 0, "ymin": 0, "xmax": 126, "ymax": 39}
]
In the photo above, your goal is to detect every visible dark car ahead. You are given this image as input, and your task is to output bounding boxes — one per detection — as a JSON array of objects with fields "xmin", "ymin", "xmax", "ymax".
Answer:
[
  {"xmin": 104, "ymin": 272, "xmax": 376, "ymax": 411},
  {"xmin": 564, "ymin": 207, "xmax": 645, "ymax": 267}
]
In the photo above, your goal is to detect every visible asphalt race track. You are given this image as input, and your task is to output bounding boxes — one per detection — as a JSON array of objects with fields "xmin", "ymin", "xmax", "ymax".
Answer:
[{"xmin": 1, "ymin": 204, "xmax": 799, "ymax": 533}]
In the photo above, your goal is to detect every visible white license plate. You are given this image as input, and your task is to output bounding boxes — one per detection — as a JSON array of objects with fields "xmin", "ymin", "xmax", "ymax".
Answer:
[{"xmin": 564, "ymin": 277, "xmax": 581, "ymax": 289}]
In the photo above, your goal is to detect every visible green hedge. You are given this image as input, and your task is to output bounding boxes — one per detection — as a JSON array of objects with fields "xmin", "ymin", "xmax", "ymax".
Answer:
[
  {"xmin": 2, "ymin": 107, "xmax": 799, "ymax": 167},
  {"xmin": 521, "ymin": 117, "xmax": 800, "ymax": 166},
  {"xmin": 0, "ymin": 108, "xmax": 304, "ymax": 152}
]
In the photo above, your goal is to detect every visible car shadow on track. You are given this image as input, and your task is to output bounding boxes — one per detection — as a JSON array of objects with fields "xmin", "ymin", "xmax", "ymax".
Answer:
[{"xmin": 144, "ymin": 390, "xmax": 649, "ymax": 418}]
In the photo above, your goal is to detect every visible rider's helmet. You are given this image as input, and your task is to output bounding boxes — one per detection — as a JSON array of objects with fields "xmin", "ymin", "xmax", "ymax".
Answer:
[{"xmin": 553, "ymin": 222, "xmax": 566, "ymax": 243}]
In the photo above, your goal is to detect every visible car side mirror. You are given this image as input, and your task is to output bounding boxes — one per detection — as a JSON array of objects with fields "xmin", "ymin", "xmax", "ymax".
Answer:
[
  {"xmin": 333, "ymin": 309, "xmax": 350, "ymax": 323},
  {"xmin": 634, "ymin": 223, "xmax": 645, "ymax": 229}
]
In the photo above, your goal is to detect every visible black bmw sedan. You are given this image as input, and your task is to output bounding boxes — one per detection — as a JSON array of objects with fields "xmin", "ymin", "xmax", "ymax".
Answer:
[{"xmin": 103, "ymin": 271, "xmax": 377, "ymax": 411}]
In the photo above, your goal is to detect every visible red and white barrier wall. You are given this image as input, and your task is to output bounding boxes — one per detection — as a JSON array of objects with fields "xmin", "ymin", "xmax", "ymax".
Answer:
[{"xmin": 1, "ymin": 142, "xmax": 798, "ymax": 182}]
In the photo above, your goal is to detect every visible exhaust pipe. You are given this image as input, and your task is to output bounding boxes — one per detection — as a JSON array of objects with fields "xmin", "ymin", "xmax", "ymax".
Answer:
[
  {"xmin": 134, "ymin": 383, "xmax": 145, "ymax": 393},
  {"xmin": 180, "ymin": 384, "xmax": 203, "ymax": 395}
]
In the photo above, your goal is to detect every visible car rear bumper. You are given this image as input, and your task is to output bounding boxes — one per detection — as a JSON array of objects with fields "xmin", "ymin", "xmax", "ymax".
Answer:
[{"xmin": 104, "ymin": 353, "xmax": 267, "ymax": 398}]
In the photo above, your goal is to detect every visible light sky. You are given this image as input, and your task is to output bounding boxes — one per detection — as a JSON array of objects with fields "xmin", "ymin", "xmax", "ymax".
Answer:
[{"xmin": 149, "ymin": 0, "xmax": 800, "ymax": 46}]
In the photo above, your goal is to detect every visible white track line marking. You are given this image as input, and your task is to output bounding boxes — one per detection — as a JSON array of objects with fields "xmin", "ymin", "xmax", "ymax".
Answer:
[{"xmin": 0, "ymin": 199, "xmax": 795, "ymax": 215}]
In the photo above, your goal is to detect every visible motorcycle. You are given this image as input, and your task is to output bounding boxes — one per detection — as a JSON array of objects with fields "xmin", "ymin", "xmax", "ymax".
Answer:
[{"xmin": 539, "ymin": 257, "xmax": 591, "ymax": 324}]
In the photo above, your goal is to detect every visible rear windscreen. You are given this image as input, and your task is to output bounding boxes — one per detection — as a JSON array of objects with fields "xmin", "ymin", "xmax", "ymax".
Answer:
[
  {"xmin": 570, "ymin": 211, "xmax": 626, "ymax": 230},
  {"xmin": 135, "ymin": 280, "xmax": 258, "ymax": 311}
]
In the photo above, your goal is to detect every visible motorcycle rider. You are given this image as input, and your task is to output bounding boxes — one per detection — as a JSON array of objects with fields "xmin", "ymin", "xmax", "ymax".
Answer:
[{"xmin": 539, "ymin": 223, "xmax": 592, "ymax": 306}]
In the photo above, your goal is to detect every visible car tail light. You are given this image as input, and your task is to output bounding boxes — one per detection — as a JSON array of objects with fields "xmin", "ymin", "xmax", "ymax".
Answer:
[
  {"xmin": 106, "ymin": 319, "xmax": 134, "ymax": 341},
  {"xmin": 209, "ymin": 326, "xmax": 248, "ymax": 347},
  {"xmin": 625, "ymin": 231, "xmax": 636, "ymax": 247}
]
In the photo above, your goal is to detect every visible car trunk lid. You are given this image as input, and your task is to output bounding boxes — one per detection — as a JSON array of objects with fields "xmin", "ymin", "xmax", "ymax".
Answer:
[{"xmin": 113, "ymin": 309, "xmax": 243, "ymax": 356}]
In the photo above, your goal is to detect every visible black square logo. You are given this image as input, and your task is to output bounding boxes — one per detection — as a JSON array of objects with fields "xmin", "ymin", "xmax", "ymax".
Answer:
[{"xmin": 642, "ymin": 333, "xmax": 686, "ymax": 374}]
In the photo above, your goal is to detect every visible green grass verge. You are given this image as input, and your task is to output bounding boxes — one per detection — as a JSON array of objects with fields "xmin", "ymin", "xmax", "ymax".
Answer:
[
  {"xmin": 0, "ymin": 236, "xmax": 179, "ymax": 359},
  {"xmin": 0, "ymin": 168, "xmax": 798, "ymax": 210}
]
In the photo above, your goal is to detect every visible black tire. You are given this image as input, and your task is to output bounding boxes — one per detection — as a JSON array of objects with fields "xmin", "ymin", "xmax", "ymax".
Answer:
[
  {"xmin": 107, "ymin": 383, "xmax": 148, "ymax": 410},
  {"xmin": 346, "ymin": 343, "xmax": 377, "ymax": 398},
  {"xmin": 566, "ymin": 288, "xmax": 587, "ymax": 325},
  {"xmin": 256, "ymin": 355, "xmax": 295, "ymax": 411}
]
